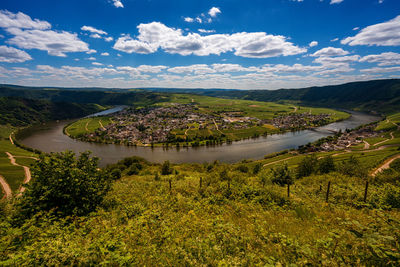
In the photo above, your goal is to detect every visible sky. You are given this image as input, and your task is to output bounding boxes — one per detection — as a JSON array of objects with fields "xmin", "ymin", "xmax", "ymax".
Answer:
[{"xmin": 0, "ymin": 0, "xmax": 399, "ymax": 90}]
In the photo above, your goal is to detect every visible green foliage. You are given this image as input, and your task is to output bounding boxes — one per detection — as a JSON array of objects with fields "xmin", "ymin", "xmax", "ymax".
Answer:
[
  {"xmin": 338, "ymin": 155, "xmax": 368, "ymax": 178},
  {"xmin": 296, "ymin": 154, "xmax": 318, "ymax": 178},
  {"xmin": 253, "ymin": 162, "xmax": 262, "ymax": 175},
  {"xmin": 16, "ymin": 151, "xmax": 112, "ymax": 218},
  {"xmin": 271, "ymin": 163, "xmax": 293, "ymax": 186},
  {"xmin": 318, "ymin": 155, "xmax": 336, "ymax": 174},
  {"xmin": 161, "ymin": 160, "xmax": 173, "ymax": 175}
]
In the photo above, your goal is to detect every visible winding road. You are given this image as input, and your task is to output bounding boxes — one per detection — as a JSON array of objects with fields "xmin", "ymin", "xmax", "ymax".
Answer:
[
  {"xmin": 5, "ymin": 152, "xmax": 33, "ymax": 193},
  {"xmin": 371, "ymin": 154, "xmax": 400, "ymax": 177}
]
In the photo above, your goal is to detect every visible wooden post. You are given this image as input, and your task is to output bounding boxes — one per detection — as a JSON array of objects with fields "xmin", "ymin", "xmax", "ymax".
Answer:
[
  {"xmin": 326, "ymin": 181, "xmax": 331, "ymax": 202},
  {"xmin": 169, "ymin": 179, "xmax": 172, "ymax": 193},
  {"xmin": 199, "ymin": 176, "xmax": 202, "ymax": 189},
  {"xmin": 287, "ymin": 184, "xmax": 290, "ymax": 198},
  {"xmin": 319, "ymin": 185, "xmax": 322, "ymax": 192},
  {"xmin": 364, "ymin": 180, "xmax": 369, "ymax": 203}
]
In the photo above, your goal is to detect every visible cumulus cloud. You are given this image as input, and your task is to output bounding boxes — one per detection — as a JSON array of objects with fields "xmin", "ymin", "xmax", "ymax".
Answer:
[
  {"xmin": 6, "ymin": 27, "xmax": 89, "ymax": 57},
  {"xmin": 101, "ymin": 52, "xmax": 110, "ymax": 56},
  {"xmin": 342, "ymin": 15, "xmax": 400, "ymax": 46},
  {"xmin": 90, "ymin": 33, "xmax": 102, "ymax": 39},
  {"xmin": 105, "ymin": 37, "xmax": 114, "ymax": 42},
  {"xmin": 0, "ymin": 10, "xmax": 50, "ymax": 30},
  {"xmin": 81, "ymin": 26, "xmax": 107, "ymax": 35},
  {"xmin": 0, "ymin": 10, "xmax": 90, "ymax": 57},
  {"xmin": 309, "ymin": 41, "xmax": 318, "ymax": 47},
  {"xmin": 311, "ymin": 47, "xmax": 349, "ymax": 57},
  {"xmin": 112, "ymin": 0, "xmax": 124, "ymax": 8},
  {"xmin": 92, "ymin": 62, "xmax": 103, "ymax": 66},
  {"xmin": 113, "ymin": 22, "xmax": 306, "ymax": 58},
  {"xmin": 208, "ymin": 7, "xmax": 221, "ymax": 18},
  {"xmin": 330, "ymin": 0, "xmax": 344, "ymax": 4},
  {"xmin": 360, "ymin": 52, "xmax": 400, "ymax": 66},
  {"xmin": 0, "ymin": 45, "xmax": 32, "ymax": 63},
  {"xmin": 313, "ymin": 55, "xmax": 360, "ymax": 65}
]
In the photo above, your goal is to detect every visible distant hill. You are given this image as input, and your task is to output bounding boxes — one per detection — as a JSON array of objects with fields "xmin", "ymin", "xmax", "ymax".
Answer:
[
  {"xmin": 199, "ymin": 79, "xmax": 400, "ymax": 114},
  {"xmin": 0, "ymin": 97, "xmax": 104, "ymax": 126},
  {"xmin": 2, "ymin": 79, "xmax": 400, "ymax": 113}
]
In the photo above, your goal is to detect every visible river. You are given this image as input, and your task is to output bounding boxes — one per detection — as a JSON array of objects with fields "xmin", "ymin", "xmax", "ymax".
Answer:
[{"xmin": 18, "ymin": 110, "xmax": 380, "ymax": 166}]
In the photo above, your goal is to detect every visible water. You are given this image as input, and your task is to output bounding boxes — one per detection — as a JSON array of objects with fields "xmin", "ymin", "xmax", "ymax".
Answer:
[{"xmin": 18, "ymin": 111, "xmax": 380, "ymax": 166}]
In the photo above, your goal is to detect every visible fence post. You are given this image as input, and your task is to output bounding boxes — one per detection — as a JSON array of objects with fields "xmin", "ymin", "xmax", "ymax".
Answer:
[
  {"xmin": 287, "ymin": 184, "xmax": 290, "ymax": 198},
  {"xmin": 326, "ymin": 181, "xmax": 331, "ymax": 202},
  {"xmin": 169, "ymin": 178, "xmax": 172, "ymax": 193},
  {"xmin": 199, "ymin": 176, "xmax": 202, "ymax": 189},
  {"xmin": 364, "ymin": 180, "xmax": 369, "ymax": 203}
]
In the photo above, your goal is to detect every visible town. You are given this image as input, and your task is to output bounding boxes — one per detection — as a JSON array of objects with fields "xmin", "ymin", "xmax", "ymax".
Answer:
[{"xmin": 81, "ymin": 104, "xmax": 337, "ymax": 146}]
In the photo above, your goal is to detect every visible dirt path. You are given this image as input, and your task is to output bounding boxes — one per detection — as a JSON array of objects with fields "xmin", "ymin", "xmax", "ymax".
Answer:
[
  {"xmin": 9, "ymin": 133, "xmax": 14, "ymax": 145},
  {"xmin": 364, "ymin": 141, "xmax": 370, "ymax": 150},
  {"xmin": 263, "ymin": 156, "xmax": 297, "ymax": 167},
  {"xmin": 371, "ymin": 154, "xmax": 400, "ymax": 177},
  {"xmin": 6, "ymin": 152, "xmax": 32, "ymax": 193},
  {"xmin": 99, "ymin": 120, "xmax": 106, "ymax": 130},
  {"xmin": 213, "ymin": 119, "xmax": 223, "ymax": 134},
  {"xmin": 85, "ymin": 121, "xmax": 89, "ymax": 132},
  {"xmin": 0, "ymin": 175, "xmax": 12, "ymax": 199},
  {"xmin": 374, "ymin": 131, "xmax": 394, "ymax": 147},
  {"xmin": 292, "ymin": 106, "xmax": 298, "ymax": 113}
]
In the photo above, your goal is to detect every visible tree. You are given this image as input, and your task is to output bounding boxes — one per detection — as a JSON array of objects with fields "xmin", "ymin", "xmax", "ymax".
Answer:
[
  {"xmin": 318, "ymin": 155, "xmax": 336, "ymax": 174},
  {"xmin": 253, "ymin": 163, "xmax": 262, "ymax": 175},
  {"xmin": 296, "ymin": 154, "xmax": 318, "ymax": 178},
  {"xmin": 271, "ymin": 163, "xmax": 294, "ymax": 197},
  {"xmin": 161, "ymin": 160, "xmax": 173, "ymax": 175},
  {"xmin": 338, "ymin": 155, "xmax": 367, "ymax": 178},
  {"xmin": 18, "ymin": 151, "xmax": 112, "ymax": 218}
]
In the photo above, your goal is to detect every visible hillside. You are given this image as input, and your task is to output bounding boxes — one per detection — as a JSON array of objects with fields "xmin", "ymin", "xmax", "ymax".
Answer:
[
  {"xmin": 201, "ymin": 79, "xmax": 400, "ymax": 114},
  {"xmin": 0, "ymin": 97, "xmax": 105, "ymax": 126}
]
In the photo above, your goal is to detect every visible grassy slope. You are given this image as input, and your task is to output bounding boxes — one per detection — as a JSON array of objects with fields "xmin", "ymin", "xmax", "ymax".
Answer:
[
  {"xmin": 0, "ymin": 126, "xmax": 37, "ymax": 195},
  {"xmin": 65, "ymin": 117, "xmax": 112, "ymax": 137}
]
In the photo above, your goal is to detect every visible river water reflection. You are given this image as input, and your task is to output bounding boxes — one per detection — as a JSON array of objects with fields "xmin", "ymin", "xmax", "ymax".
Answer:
[{"xmin": 18, "ymin": 111, "xmax": 380, "ymax": 166}]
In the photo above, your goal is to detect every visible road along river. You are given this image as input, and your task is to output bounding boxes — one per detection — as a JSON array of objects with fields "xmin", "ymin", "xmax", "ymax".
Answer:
[{"xmin": 17, "ymin": 110, "xmax": 380, "ymax": 167}]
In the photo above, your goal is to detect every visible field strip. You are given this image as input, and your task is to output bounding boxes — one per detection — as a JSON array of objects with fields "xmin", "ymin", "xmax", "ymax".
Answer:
[
  {"xmin": 371, "ymin": 154, "xmax": 400, "ymax": 177},
  {"xmin": 213, "ymin": 119, "xmax": 223, "ymax": 134},
  {"xmin": 364, "ymin": 141, "xmax": 370, "ymax": 149},
  {"xmin": 0, "ymin": 174, "xmax": 12, "ymax": 199},
  {"xmin": 6, "ymin": 152, "xmax": 32, "ymax": 193},
  {"xmin": 13, "ymin": 156, "xmax": 39, "ymax": 160}
]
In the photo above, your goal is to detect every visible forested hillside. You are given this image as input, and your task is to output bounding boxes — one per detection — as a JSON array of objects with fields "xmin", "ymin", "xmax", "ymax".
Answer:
[{"xmin": 0, "ymin": 97, "xmax": 105, "ymax": 126}]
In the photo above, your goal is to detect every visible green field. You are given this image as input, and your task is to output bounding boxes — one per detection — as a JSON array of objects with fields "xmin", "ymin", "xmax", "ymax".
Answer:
[{"xmin": 65, "ymin": 117, "xmax": 112, "ymax": 138}]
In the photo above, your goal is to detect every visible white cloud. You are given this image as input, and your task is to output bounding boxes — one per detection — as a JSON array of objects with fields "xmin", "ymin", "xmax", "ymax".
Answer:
[
  {"xmin": 360, "ymin": 52, "xmax": 400, "ymax": 66},
  {"xmin": 361, "ymin": 66, "xmax": 400, "ymax": 74},
  {"xmin": 184, "ymin": 17, "xmax": 194, "ymax": 23},
  {"xmin": 342, "ymin": 15, "xmax": 400, "ymax": 46},
  {"xmin": 196, "ymin": 17, "xmax": 202, "ymax": 23},
  {"xmin": 88, "ymin": 57, "xmax": 96, "ymax": 60},
  {"xmin": 208, "ymin": 7, "xmax": 221, "ymax": 18},
  {"xmin": 136, "ymin": 65, "xmax": 167, "ymax": 73},
  {"xmin": 90, "ymin": 33, "xmax": 102, "ymax": 39},
  {"xmin": 105, "ymin": 36, "xmax": 114, "ymax": 42},
  {"xmin": 0, "ymin": 45, "xmax": 32, "ymax": 63},
  {"xmin": 313, "ymin": 55, "xmax": 360, "ymax": 65},
  {"xmin": 0, "ymin": 11, "xmax": 90, "ymax": 57},
  {"xmin": 86, "ymin": 49, "xmax": 97, "ymax": 54},
  {"xmin": 92, "ymin": 62, "xmax": 103, "ymax": 66},
  {"xmin": 311, "ymin": 47, "xmax": 349, "ymax": 57},
  {"xmin": 0, "ymin": 10, "xmax": 50, "ymax": 30},
  {"xmin": 113, "ymin": 22, "xmax": 306, "ymax": 58},
  {"xmin": 101, "ymin": 52, "xmax": 110, "ymax": 56},
  {"xmin": 81, "ymin": 26, "xmax": 107, "ymax": 35},
  {"xmin": 112, "ymin": 0, "xmax": 124, "ymax": 8},
  {"xmin": 168, "ymin": 64, "xmax": 215, "ymax": 75},
  {"xmin": 331, "ymin": 37, "xmax": 339, "ymax": 42},
  {"xmin": 353, "ymin": 27, "xmax": 359, "ymax": 31},
  {"xmin": 199, "ymin": 29, "xmax": 216, "ymax": 33},
  {"xmin": 6, "ymin": 27, "xmax": 89, "ymax": 57},
  {"xmin": 309, "ymin": 41, "xmax": 318, "ymax": 47},
  {"xmin": 330, "ymin": 0, "xmax": 344, "ymax": 4}
]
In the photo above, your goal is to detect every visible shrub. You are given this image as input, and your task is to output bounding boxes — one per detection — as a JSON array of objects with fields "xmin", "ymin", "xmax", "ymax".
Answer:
[
  {"xmin": 17, "ymin": 151, "xmax": 112, "ymax": 218},
  {"xmin": 271, "ymin": 163, "xmax": 293, "ymax": 187},
  {"xmin": 318, "ymin": 155, "xmax": 336, "ymax": 174},
  {"xmin": 296, "ymin": 154, "xmax": 317, "ymax": 178},
  {"xmin": 161, "ymin": 160, "xmax": 173, "ymax": 175}
]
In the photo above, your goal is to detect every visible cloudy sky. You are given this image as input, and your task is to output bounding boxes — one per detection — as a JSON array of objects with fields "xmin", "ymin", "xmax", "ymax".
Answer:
[{"xmin": 0, "ymin": 0, "xmax": 399, "ymax": 89}]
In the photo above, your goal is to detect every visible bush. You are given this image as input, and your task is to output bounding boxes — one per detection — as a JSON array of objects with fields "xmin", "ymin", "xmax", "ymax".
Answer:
[
  {"xmin": 161, "ymin": 160, "xmax": 173, "ymax": 175},
  {"xmin": 338, "ymin": 156, "xmax": 367, "ymax": 178},
  {"xmin": 271, "ymin": 163, "xmax": 293, "ymax": 186},
  {"xmin": 17, "ymin": 151, "xmax": 112, "ymax": 218},
  {"xmin": 318, "ymin": 155, "xmax": 336, "ymax": 174},
  {"xmin": 296, "ymin": 154, "xmax": 317, "ymax": 178}
]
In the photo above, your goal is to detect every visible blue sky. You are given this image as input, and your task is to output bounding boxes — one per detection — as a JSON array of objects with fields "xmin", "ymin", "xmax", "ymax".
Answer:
[{"xmin": 0, "ymin": 0, "xmax": 399, "ymax": 89}]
